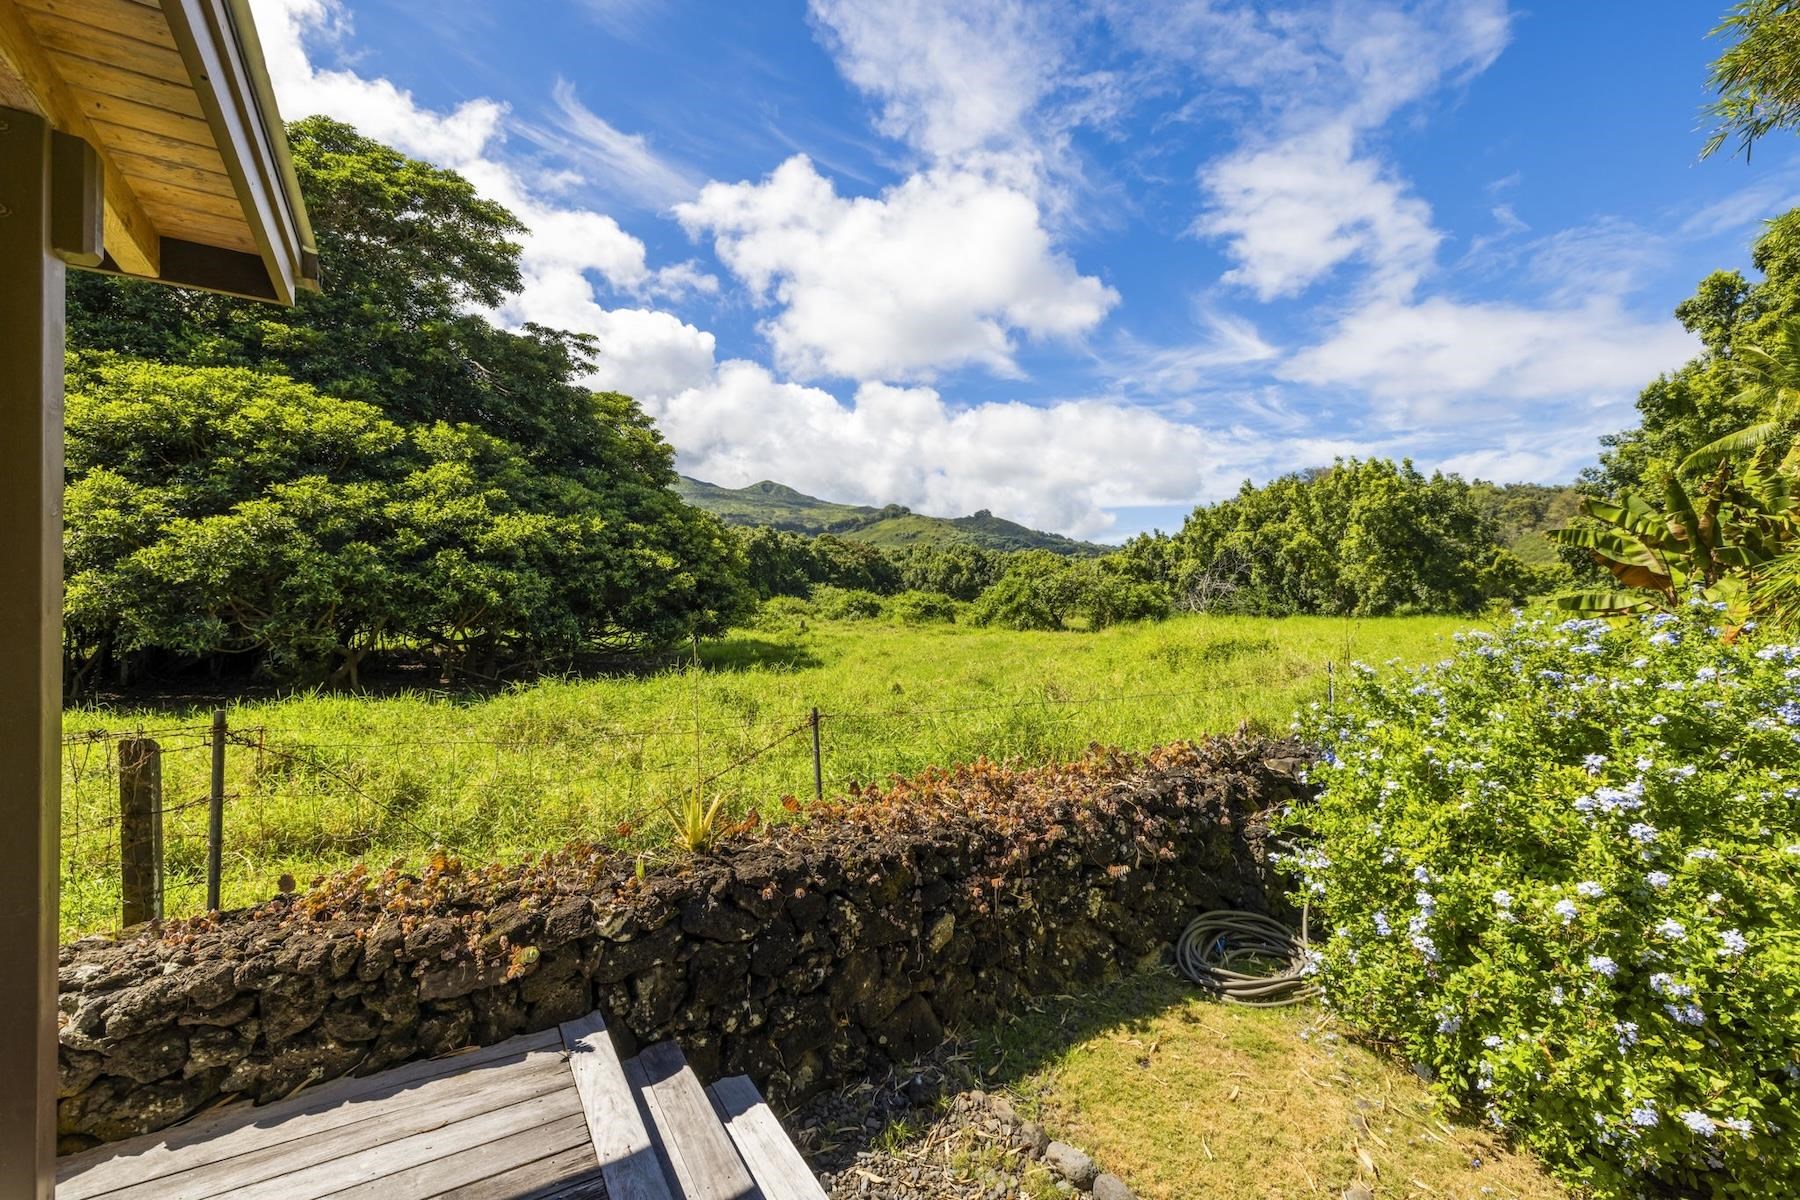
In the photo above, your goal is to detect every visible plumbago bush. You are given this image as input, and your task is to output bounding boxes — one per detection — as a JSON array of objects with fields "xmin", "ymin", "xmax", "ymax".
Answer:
[{"xmin": 1284, "ymin": 604, "xmax": 1800, "ymax": 1198}]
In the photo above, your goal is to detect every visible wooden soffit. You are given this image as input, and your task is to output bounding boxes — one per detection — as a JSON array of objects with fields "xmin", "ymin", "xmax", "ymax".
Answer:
[{"xmin": 0, "ymin": 0, "xmax": 317, "ymax": 303}]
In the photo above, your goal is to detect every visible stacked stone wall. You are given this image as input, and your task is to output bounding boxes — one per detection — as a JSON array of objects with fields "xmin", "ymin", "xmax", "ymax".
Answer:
[{"xmin": 55, "ymin": 736, "xmax": 1306, "ymax": 1149}]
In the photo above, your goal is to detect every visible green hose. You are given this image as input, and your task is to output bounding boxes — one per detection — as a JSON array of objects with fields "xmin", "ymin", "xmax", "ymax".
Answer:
[{"xmin": 1174, "ymin": 909, "xmax": 1319, "ymax": 1007}]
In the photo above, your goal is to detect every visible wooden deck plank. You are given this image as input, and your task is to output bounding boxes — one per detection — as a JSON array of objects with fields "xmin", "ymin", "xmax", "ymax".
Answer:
[
  {"xmin": 110, "ymin": 1055, "xmax": 571, "ymax": 1200},
  {"xmin": 432, "ymin": 1141, "xmax": 607, "ymax": 1200},
  {"xmin": 57, "ymin": 1031, "xmax": 563, "ymax": 1200},
  {"xmin": 632, "ymin": 1042, "xmax": 759, "ymax": 1200},
  {"xmin": 220, "ymin": 1087, "xmax": 584, "ymax": 1200},
  {"xmin": 315, "ymin": 1111, "xmax": 593, "ymax": 1200},
  {"xmin": 707, "ymin": 1078, "xmax": 826, "ymax": 1200},
  {"xmin": 559, "ymin": 1012, "xmax": 674, "ymax": 1200}
]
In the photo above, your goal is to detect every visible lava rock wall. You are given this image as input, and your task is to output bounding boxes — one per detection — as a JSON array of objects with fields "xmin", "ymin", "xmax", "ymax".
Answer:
[{"xmin": 55, "ymin": 736, "xmax": 1306, "ymax": 1149}]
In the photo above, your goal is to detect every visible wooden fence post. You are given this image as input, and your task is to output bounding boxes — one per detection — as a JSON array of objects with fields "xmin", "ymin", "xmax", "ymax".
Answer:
[
  {"xmin": 118, "ymin": 737, "xmax": 162, "ymax": 925},
  {"xmin": 207, "ymin": 709, "xmax": 226, "ymax": 911},
  {"xmin": 810, "ymin": 707, "xmax": 823, "ymax": 805}
]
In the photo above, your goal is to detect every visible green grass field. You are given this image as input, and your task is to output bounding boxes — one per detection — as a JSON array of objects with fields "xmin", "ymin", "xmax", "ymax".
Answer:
[{"xmin": 59, "ymin": 611, "xmax": 1476, "ymax": 937}]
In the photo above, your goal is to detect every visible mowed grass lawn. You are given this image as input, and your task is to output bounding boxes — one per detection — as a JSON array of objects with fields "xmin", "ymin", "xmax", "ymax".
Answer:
[
  {"xmin": 60, "ymin": 611, "xmax": 1475, "ymax": 936},
  {"xmin": 980, "ymin": 972, "xmax": 1566, "ymax": 1200}
]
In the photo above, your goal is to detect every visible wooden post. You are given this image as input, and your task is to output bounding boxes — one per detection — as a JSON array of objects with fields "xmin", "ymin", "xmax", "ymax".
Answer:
[
  {"xmin": 119, "ymin": 738, "xmax": 163, "ymax": 925},
  {"xmin": 0, "ymin": 105, "xmax": 73, "ymax": 1199},
  {"xmin": 207, "ymin": 709, "xmax": 226, "ymax": 911},
  {"xmin": 1327, "ymin": 661, "xmax": 1335, "ymax": 710},
  {"xmin": 810, "ymin": 707, "xmax": 823, "ymax": 805}
]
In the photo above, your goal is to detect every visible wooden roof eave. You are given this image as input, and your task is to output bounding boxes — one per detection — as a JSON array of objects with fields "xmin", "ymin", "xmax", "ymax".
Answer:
[{"xmin": 0, "ymin": 0, "xmax": 317, "ymax": 305}]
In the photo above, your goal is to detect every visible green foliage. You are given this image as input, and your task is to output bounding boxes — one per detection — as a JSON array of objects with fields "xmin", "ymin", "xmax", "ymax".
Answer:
[
  {"xmin": 1703, "ymin": 0, "xmax": 1800, "ymax": 159},
  {"xmin": 736, "ymin": 527, "xmax": 903, "ymax": 599},
  {"xmin": 1467, "ymin": 481, "xmax": 1582, "ymax": 572},
  {"xmin": 669, "ymin": 792, "xmax": 727, "ymax": 854},
  {"xmin": 884, "ymin": 590, "xmax": 960, "ymax": 624},
  {"xmin": 1682, "ymin": 318, "xmax": 1800, "ymax": 473},
  {"xmin": 63, "ymin": 354, "xmax": 750, "ymax": 685},
  {"xmin": 969, "ymin": 552, "xmax": 1082, "ymax": 630},
  {"xmin": 1287, "ymin": 607, "xmax": 1800, "ymax": 1198},
  {"xmin": 1136, "ymin": 459, "xmax": 1539, "ymax": 616},
  {"xmin": 1550, "ymin": 454, "xmax": 1800, "ymax": 624},
  {"xmin": 61, "ymin": 120, "xmax": 752, "ymax": 684},
  {"xmin": 1595, "ymin": 214, "xmax": 1800, "ymax": 497},
  {"xmin": 894, "ymin": 542, "xmax": 1006, "ymax": 600},
  {"xmin": 810, "ymin": 586, "xmax": 885, "ymax": 621},
  {"xmin": 967, "ymin": 553, "xmax": 1172, "ymax": 631}
]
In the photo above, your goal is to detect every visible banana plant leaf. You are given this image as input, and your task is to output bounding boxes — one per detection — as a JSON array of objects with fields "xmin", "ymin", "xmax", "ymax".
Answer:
[
  {"xmin": 1679, "ymin": 421, "xmax": 1783, "ymax": 474},
  {"xmin": 1552, "ymin": 591, "xmax": 1656, "ymax": 615}
]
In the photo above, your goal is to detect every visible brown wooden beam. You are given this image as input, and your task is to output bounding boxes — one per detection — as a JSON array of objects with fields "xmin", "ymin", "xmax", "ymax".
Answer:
[
  {"xmin": 0, "ymin": 0, "xmax": 159, "ymax": 275},
  {"xmin": 0, "ymin": 103, "xmax": 64, "ymax": 1200}
]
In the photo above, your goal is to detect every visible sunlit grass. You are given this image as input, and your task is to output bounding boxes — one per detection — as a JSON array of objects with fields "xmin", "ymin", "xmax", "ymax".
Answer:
[
  {"xmin": 975, "ymin": 972, "xmax": 1567, "ymax": 1200},
  {"xmin": 59, "ymin": 611, "xmax": 1477, "ymax": 937}
]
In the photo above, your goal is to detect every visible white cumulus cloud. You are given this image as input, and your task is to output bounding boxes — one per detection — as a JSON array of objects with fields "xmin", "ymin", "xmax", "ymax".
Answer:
[
  {"xmin": 648, "ymin": 361, "xmax": 1265, "ymax": 537},
  {"xmin": 806, "ymin": 0, "xmax": 1068, "ymax": 163},
  {"xmin": 677, "ymin": 155, "xmax": 1118, "ymax": 382}
]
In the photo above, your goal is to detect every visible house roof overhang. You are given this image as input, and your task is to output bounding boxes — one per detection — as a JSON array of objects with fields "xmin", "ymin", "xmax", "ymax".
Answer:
[{"xmin": 0, "ymin": 0, "xmax": 317, "ymax": 304}]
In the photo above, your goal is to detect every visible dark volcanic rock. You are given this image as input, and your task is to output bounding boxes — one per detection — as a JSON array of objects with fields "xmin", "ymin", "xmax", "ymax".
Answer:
[{"xmin": 54, "ymin": 734, "xmax": 1305, "ymax": 1145}]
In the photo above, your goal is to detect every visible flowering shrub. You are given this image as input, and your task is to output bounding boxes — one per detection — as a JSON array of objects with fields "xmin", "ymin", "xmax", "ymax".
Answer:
[{"xmin": 1284, "ymin": 604, "xmax": 1800, "ymax": 1198}]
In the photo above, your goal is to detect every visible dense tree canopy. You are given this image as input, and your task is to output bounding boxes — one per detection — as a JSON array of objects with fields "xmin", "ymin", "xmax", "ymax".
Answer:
[
  {"xmin": 64, "ymin": 119, "xmax": 749, "ymax": 686},
  {"xmin": 1121, "ymin": 459, "xmax": 1542, "ymax": 617},
  {"xmin": 1592, "ymin": 211, "xmax": 1800, "ymax": 496}
]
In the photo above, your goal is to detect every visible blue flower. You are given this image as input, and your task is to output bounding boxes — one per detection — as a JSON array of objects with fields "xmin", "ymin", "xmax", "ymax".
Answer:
[
  {"xmin": 1577, "ymin": 881, "xmax": 1605, "ymax": 898},
  {"xmin": 1665, "ymin": 1001, "xmax": 1706, "ymax": 1026},
  {"xmin": 1655, "ymin": 918, "xmax": 1686, "ymax": 940},
  {"xmin": 1645, "ymin": 871, "xmax": 1672, "ymax": 889},
  {"xmin": 1649, "ymin": 972, "xmax": 1693, "ymax": 998},
  {"xmin": 1373, "ymin": 911, "xmax": 1391, "ymax": 937},
  {"xmin": 1681, "ymin": 1111, "xmax": 1717, "ymax": 1137},
  {"xmin": 1629, "ymin": 1102, "xmax": 1660, "ymax": 1127},
  {"xmin": 1554, "ymin": 899, "xmax": 1579, "ymax": 923},
  {"xmin": 1718, "ymin": 929, "xmax": 1748, "ymax": 957},
  {"xmin": 1588, "ymin": 954, "xmax": 1618, "ymax": 977}
]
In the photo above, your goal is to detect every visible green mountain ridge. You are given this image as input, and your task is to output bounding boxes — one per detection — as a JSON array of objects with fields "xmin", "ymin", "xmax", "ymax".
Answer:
[{"xmin": 675, "ymin": 476, "xmax": 1105, "ymax": 554}]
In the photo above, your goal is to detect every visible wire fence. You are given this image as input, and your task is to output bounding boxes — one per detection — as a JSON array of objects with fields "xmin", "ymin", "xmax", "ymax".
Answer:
[{"xmin": 58, "ymin": 669, "xmax": 1331, "ymax": 936}]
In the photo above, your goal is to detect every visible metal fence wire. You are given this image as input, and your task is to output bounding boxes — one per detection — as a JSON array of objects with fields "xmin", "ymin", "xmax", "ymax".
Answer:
[{"xmin": 58, "ymin": 671, "xmax": 1309, "ymax": 934}]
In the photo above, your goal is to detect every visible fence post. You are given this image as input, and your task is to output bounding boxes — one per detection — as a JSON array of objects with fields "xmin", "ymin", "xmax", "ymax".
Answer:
[
  {"xmin": 118, "ymin": 737, "xmax": 163, "ymax": 925},
  {"xmin": 810, "ymin": 707, "xmax": 823, "ymax": 805},
  {"xmin": 207, "ymin": 709, "xmax": 226, "ymax": 911},
  {"xmin": 1326, "ymin": 661, "xmax": 1335, "ymax": 711}
]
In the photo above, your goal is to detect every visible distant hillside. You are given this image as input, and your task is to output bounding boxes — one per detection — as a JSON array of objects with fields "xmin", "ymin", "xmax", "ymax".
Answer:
[
  {"xmin": 674, "ymin": 476, "xmax": 1104, "ymax": 555},
  {"xmin": 1470, "ymin": 481, "xmax": 1581, "ymax": 567}
]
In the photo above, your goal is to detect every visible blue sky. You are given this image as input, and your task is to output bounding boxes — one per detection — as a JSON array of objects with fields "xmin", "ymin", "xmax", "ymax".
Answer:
[{"xmin": 251, "ymin": 0, "xmax": 1800, "ymax": 540}]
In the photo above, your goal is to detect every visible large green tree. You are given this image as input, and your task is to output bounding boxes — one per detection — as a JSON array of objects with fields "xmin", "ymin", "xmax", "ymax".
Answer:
[
  {"xmin": 1135, "ymin": 459, "xmax": 1539, "ymax": 617},
  {"xmin": 64, "ymin": 119, "xmax": 751, "ymax": 686},
  {"xmin": 1592, "ymin": 212, "xmax": 1800, "ymax": 496}
]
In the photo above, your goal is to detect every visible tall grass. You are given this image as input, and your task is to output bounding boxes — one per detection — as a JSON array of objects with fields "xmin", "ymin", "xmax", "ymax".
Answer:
[{"xmin": 59, "ymin": 611, "xmax": 1476, "ymax": 936}]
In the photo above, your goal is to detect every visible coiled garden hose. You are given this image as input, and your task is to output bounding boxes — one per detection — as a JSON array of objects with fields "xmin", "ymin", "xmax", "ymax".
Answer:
[{"xmin": 1174, "ymin": 909, "xmax": 1319, "ymax": 1007}]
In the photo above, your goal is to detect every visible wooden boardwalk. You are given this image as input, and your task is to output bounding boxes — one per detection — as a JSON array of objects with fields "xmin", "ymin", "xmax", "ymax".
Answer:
[{"xmin": 57, "ymin": 1014, "xmax": 827, "ymax": 1200}]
